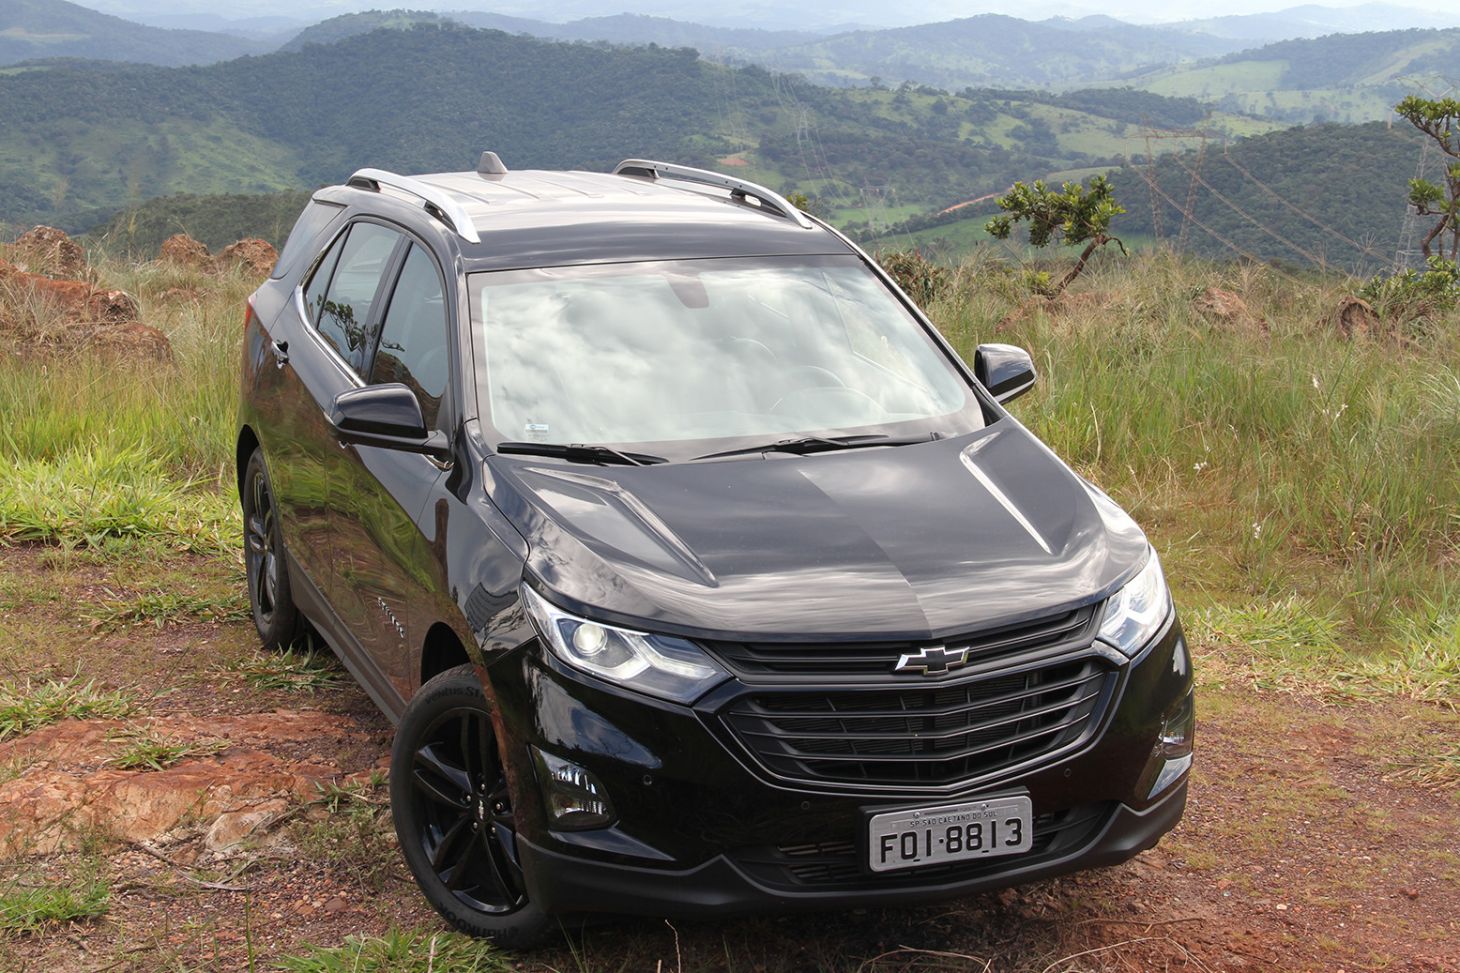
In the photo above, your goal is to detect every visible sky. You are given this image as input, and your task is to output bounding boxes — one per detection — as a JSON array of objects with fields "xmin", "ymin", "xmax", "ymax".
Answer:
[{"xmin": 82, "ymin": 0, "xmax": 1460, "ymax": 29}]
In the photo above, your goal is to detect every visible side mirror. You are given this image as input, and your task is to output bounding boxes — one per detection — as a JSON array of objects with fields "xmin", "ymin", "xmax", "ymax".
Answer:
[
  {"xmin": 974, "ymin": 343, "xmax": 1037, "ymax": 404},
  {"xmin": 329, "ymin": 384, "xmax": 449, "ymax": 458}
]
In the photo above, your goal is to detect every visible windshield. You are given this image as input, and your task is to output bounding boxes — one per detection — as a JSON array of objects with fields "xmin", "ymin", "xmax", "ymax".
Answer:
[{"xmin": 469, "ymin": 255, "xmax": 984, "ymax": 459}]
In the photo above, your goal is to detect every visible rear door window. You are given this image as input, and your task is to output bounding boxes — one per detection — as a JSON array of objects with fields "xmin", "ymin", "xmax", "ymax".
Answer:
[{"xmin": 312, "ymin": 222, "xmax": 402, "ymax": 374}]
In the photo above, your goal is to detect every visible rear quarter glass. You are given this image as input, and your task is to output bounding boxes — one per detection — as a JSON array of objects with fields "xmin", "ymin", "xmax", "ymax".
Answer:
[{"xmin": 270, "ymin": 199, "xmax": 347, "ymax": 280}]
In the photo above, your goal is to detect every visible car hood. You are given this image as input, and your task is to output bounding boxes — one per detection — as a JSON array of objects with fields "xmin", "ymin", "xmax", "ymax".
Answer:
[{"xmin": 483, "ymin": 423, "xmax": 1148, "ymax": 642}]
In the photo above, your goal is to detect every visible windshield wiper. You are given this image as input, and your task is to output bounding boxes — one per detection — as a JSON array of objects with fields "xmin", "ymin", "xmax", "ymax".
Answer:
[
  {"xmin": 691, "ymin": 433, "xmax": 936, "ymax": 462},
  {"xmin": 495, "ymin": 442, "xmax": 668, "ymax": 466}
]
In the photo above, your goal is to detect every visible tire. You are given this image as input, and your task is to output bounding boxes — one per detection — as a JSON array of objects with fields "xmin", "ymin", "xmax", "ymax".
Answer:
[
  {"xmin": 241, "ymin": 448, "xmax": 309, "ymax": 651},
  {"xmin": 391, "ymin": 664, "xmax": 552, "ymax": 948}
]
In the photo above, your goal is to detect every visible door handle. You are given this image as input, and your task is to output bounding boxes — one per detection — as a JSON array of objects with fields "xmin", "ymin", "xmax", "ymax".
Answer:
[{"xmin": 271, "ymin": 339, "xmax": 289, "ymax": 368}]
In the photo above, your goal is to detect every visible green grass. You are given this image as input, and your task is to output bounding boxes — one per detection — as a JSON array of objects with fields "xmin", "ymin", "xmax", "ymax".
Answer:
[
  {"xmin": 0, "ymin": 875, "xmax": 109, "ymax": 935},
  {"xmin": 0, "ymin": 676, "xmax": 135, "ymax": 741},
  {"xmin": 108, "ymin": 727, "xmax": 228, "ymax": 771},
  {"xmin": 84, "ymin": 588, "xmax": 249, "ymax": 629},
  {"xmin": 232, "ymin": 647, "xmax": 344, "ymax": 694},
  {"xmin": 276, "ymin": 929, "xmax": 509, "ymax": 972}
]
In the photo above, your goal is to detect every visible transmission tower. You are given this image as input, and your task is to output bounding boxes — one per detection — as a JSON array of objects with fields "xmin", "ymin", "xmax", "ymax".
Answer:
[
  {"xmin": 1139, "ymin": 120, "xmax": 1211, "ymax": 251},
  {"xmin": 1394, "ymin": 139, "xmax": 1437, "ymax": 271},
  {"xmin": 1178, "ymin": 135, "xmax": 1208, "ymax": 251},
  {"xmin": 1392, "ymin": 76, "xmax": 1457, "ymax": 271}
]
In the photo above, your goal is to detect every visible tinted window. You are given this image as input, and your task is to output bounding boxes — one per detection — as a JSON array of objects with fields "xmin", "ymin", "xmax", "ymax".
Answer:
[
  {"xmin": 315, "ymin": 222, "xmax": 400, "ymax": 374},
  {"xmin": 272, "ymin": 199, "xmax": 344, "ymax": 280},
  {"xmin": 302, "ymin": 231, "xmax": 343, "ymax": 328},
  {"xmin": 371, "ymin": 244, "xmax": 450, "ymax": 429}
]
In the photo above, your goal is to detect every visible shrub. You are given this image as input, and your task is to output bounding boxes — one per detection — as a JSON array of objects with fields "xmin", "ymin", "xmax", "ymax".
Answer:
[
  {"xmin": 1358, "ymin": 255, "xmax": 1460, "ymax": 322},
  {"xmin": 876, "ymin": 248, "xmax": 951, "ymax": 305}
]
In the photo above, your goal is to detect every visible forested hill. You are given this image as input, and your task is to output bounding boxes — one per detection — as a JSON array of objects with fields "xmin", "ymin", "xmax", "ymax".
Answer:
[
  {"xmin": 0, "ymin": 23, "xmax": 1229, "ymax": 233},
  {"xmin": 863, "ymin": 121, "xmax": 1423, "ymax": 273},
  {"xmin": 283, "ymin": 10, "xmax": 819, "ymax": 56},
  {"xmin": 1111, "ymin": 122, "xmax": 1423, "ymax": 270}
]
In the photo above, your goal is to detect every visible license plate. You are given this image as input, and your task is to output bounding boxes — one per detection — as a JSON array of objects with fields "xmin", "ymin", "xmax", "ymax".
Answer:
[{"xmin": 868, "ymin": 795, "xmax": 1033, "ymax": 873}]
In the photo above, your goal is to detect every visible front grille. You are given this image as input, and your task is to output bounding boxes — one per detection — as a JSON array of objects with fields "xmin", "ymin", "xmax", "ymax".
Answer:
[
  {"xmin": 710, "ymin": 607, "xmax": 1096, "ymax": 680},
  {"xmin": 721, "ymin": 655, "xmax": 1112, "ymax": 788},
  {"xmin": 736, "ymin": 803, "xmax": 1112, "ymax": 889}
]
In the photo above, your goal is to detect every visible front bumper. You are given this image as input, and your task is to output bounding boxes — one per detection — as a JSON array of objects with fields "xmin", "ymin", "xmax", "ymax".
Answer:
[
  {"xmin": 485, "ymin": 615, "xmax": 1192, "ymax": 917},
  {"xmin": 518, "ymin": 780, "xmax": 1186, "ymax": 916}
]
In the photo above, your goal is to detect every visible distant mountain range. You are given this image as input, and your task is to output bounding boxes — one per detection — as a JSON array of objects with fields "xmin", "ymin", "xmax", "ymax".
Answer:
[
  {"xmin": 1169, "ymin": 3, "xmax": 1460, "ymax": 41},
  {"xmin": 5, "ymin": 0, "xmax": 1460, "ymax": 99},
  {"xmin": 1130, "ymin": 27, "xmax": 1460, "ymax": 122},
  {"xmin": 67, "ymin": 0, "xmax": 1460, "ymax": 35},
  {"xmin": 0, "ymin": 0, "xmax": 266, "ymax": 66}
]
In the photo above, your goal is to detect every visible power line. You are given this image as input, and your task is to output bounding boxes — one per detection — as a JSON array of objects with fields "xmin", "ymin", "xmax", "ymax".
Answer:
[
  {"xmin": 1138, "ymin": 166, "xmax": 1308, "ymax": 285},
  {"xmin": 1167, "ymin": 154, "xmax": 1329, "ymax": 270},
  {"xmin": 1218, "ymin": 146, "xmax": 1392, "ymax": 267}
]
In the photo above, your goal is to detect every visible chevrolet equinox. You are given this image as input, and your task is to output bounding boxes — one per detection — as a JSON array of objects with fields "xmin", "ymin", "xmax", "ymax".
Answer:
[{"xmin": 236, "ymin": 153, "xmax": 1194, "ymax": 946}]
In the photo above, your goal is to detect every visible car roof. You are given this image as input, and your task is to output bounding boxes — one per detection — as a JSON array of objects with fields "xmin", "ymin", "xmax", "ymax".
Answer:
[{"xmin": 321, "ymin": 163, "xmax": 855, "ymax": 273}]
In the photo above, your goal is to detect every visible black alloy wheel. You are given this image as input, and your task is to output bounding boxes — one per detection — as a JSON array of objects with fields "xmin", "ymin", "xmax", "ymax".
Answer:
[
  {"xmin": 392, "ymin": 665, "xmax": 551, "ymax": 946},
  {"xmin": 409, "ymin": 705, "xmax": 527, "ymax": 914},
  {"xmin": 241, "ymin": 449, "xmax": 307, "ymax": 650}
]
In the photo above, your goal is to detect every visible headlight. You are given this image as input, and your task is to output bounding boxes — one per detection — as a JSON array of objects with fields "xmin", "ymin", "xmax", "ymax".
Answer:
[
  {"xmin": 1097, "ymin": 548, "xmax": 1173, "ymax": 657},
  {"xmin": 520, "ymin": 583, "xmax": 729, "ymax": 703}
]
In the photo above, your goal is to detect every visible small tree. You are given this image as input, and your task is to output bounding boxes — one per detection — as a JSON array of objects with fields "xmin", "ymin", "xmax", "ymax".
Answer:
[
  {"xmin": 1394, "ymin": 96, "xmax": 1460, "ymax": 261},
  {"xmin": 985, "ymin": 175, "xmax": 1125, "ymax": 296}
]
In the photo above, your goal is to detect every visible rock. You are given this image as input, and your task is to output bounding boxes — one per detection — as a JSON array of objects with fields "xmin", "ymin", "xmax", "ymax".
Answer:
[
  {"xmin": 1193, "ymin": 286, "xmax": 1246, "ymax": 320},
  {"xmin": 1193, "ymin": 286, "xmax": 1267, "ymax": 336},
  {"xmin": 1334, "ymin": 295, "xmax": 1379, "ymax": 340},
  {"xmin": 217, "ymin": 238, "xmax": 278, "ymax": 278},
  {"xmin": 86, "ymin": 288, "xmax": 141, "ymax": 325},
  {"xmin": 159, "ymin": 233, "xmax": 212, "ymax": 269},
  {"xmin": 0, "ymin": 710, "xmax": 374, "ymax": 857},
  {"xmin": 0, "ymin": 260, "xmax": 166, "ymax": 359},
  {"xmin": 204, "ymin": 797, "xmax": 289, "ymax": 852},
  {"xmin": 11, "ymin": 226, "xmax": 88, "ymax": 279},
  {"xmin": 86, "ymin": 321, "xmax": 173, "ymax": 361},
  {"xmin": 158, "ymin": 287, "xmax": 203, "ymax": 304}
]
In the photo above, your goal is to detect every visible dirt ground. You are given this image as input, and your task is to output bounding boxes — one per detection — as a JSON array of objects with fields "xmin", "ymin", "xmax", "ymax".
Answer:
[{"xmin": 0, "ymin": 544, "xmax": 1456, "ymax": 972}]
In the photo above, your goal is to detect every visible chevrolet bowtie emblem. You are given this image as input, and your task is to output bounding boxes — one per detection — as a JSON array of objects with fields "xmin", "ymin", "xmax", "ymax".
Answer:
[{"xmin": 893, "ymin": 645, "xmax": 970, "ymax": 676}]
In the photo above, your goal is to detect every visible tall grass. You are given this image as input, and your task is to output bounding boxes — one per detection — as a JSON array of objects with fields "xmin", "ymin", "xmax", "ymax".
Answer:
[
  {"xmin": 0, "ymin": 259, "xmax": 249, "ymax": 549},
  {"xmin": 929, "ymin": 251, "xmax": 1460, "ymax": 640}
]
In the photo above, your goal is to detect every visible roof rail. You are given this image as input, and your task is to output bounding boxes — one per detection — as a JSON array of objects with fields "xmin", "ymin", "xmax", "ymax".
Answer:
[
  {"xmin": 346, "ymin": 168, "xmax": 481, "ymax": 244},
  {"xmin": 612, "ymin": 159, "xmax": 814, "ymax": 229}
]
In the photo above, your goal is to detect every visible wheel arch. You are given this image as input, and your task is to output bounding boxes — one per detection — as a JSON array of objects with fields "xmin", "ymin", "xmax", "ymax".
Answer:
[
  {"xmin": 420, "ymin": 621, "xmax": 473, "ymax": 689},
  {"xmin": 236, "ymin": 425, "xmax": 261, "ymax": 500}
]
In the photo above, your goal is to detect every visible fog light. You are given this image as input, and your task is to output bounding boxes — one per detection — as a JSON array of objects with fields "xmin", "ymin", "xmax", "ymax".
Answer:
[
  {"xmin": 531, "ymin": 747, "xmax": 614, "ymax": 830},
  {"xmin": 1159, "ymin": 690, "xmax": 1195, "ymax": 756},
  {"xmin": 1145, "ymin": 690, "xmax": 1195, "ymax": 799}
]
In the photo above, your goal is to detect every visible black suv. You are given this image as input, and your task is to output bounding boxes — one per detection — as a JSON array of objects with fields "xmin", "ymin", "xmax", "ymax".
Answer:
[{"xmin": 238, "ymin": 154, "xmax": 1193, "ymax": 946}]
